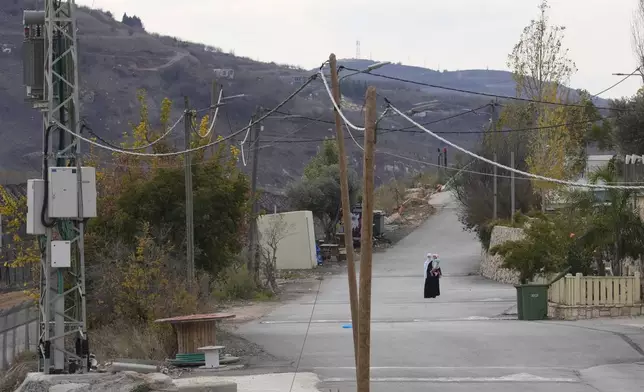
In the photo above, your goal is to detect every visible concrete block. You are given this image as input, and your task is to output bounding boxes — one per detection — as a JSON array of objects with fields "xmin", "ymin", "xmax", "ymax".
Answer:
[
  {"xmin": 600, "ymin": 309, "xmax": 611, "ymax": 317},
  {"xmin": 632, "ymin": 306, "xmax": 642, "ymax": 317},
  {"xmin": 173, "ymin": 379, "xmax": 237, "ymax": 392},
  {"xmin": 622, "ymin": 307, "xmax": 632, "ymax": 316},
  {"xmin": 592, "ymin": 308, "xmax": 600, "ymax": 318},
  {"xmin": 610, "ymin": 307, "xmax": 619, "ymax": 317},
  {"xmin": 111, "ymin": 362, "xmax": 159, "ymax": 373}
]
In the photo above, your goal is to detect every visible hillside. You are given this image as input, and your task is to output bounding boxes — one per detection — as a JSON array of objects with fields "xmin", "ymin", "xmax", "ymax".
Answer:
[{"xmin": 0, "ymin": 0, "xmax": 609, "ymax": 188}]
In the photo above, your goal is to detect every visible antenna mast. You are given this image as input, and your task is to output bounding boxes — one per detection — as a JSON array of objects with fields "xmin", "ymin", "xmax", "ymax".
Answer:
[{"xmin": 23, "ymin": 0, "xmax": 91, "ymax": 374}]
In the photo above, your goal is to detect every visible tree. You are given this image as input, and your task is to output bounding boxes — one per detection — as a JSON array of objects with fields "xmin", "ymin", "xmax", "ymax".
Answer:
[
  {"xmin": 632, "ymin": 0, "xmax": 644, "ymax": 75},
  {"xmin": 287, "ymin": 139, "xmax": 359, "ymax": 241},
  {"xmin": 122, "ymin": 13, "xmax": 144, "ymax": 30},
  {"xmin": 452, "ymin": 104, "xmax": 539, "ymax": 246},
  {"xmin": 610, "ymin": 91, "xmax": 644, "ymax": 154},
  {"xmin": 490, "ymin": 214, "xmax": 588, "ymax": 283},
  {"xmin": 506, "ymin": 0, "xmax": 601, "ymax": 211},
  {"xmin": 258, "ymin": 214, "xmax": 294, "ymax": 293},
  {"xmin": 567, "ymin": 161, "xmax": 644, "ymax": 275},
  {"xmin": 87, "ymin": 90, "xmax": 248, "ymax": 277},
  {"xmin": 508, "ymin": 0, "xmax": 575, "ymax": 103}
]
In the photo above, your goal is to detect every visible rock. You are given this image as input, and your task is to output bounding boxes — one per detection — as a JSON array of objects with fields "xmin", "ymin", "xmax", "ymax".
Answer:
[
  {"xmin": 16, "ymin": 372, "xmax": 177, "ymax": 392},
  {"xmin": 403, "ymin": 197, "xmax": 427, "ymax": 208},
  {"xmin": 405, "ymin": 188, "xmax": 425, "ymax": 199},
  {"xmin": 385, "ymin": 213, "xmax": 402, "ymax": 225}
]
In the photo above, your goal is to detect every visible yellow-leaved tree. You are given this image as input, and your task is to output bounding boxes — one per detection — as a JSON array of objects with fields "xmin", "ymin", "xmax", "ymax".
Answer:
[
  {"xmin": 0, "ymin": 186, "xmax": 40, "ymax": 299},
  {"xmin": 506, "ymin": 0, "xmax": 595, "ymax": 211}
]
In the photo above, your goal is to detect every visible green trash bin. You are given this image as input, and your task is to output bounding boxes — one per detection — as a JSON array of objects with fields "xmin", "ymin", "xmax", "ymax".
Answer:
[{"xmin": 515, "ymin": 284, "xmax": 549, "ymax": 320}]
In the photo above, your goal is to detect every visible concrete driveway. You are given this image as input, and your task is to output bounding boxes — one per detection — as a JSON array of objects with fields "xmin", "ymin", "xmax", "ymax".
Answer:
[{"xmin": 236, "ymin": 191, "xmax": 644, "ymax": 391}]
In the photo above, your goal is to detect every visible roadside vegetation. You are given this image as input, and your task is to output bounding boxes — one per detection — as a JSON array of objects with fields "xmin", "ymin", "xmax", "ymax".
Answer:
[
  {"xmin": 0, "ymin": 91, "xmax": 280, "ymax": 363},
  {"xmin": 453, "ymin": 0, "xmax": 644, "ymax": 282}
]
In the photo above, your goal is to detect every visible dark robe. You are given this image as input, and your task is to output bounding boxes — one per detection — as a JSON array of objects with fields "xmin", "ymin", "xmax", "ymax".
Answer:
[{"xmin": 424, "ymin": 260, "xmax": 440, "ymax": 299}]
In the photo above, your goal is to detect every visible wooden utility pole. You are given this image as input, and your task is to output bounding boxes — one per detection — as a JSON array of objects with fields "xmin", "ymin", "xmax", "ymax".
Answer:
[
  {"xmin": 329, "ymin": 53, "xmax": 360, "ymax": 370},
  {"xmin": 184, "ymin": 96, "xmax": 195, "ymax": 289},
  {"xmin": 511, "ymin": 151, "xmax": 516, "ymax": 223},
  {"xmin": 358, "ymin": 86, "xmax": 377, "ymax": 392},
  {"xmin": 491, "ymin": 102, "xmax": 498, "ymax": 220},
  {"xmin": 210, "ymin": 81, "xmax": 219, "ymax": 140},
  {"xmin": 493, "ymin": 152, "xmax": 498, "ymax": 220},
  {"xmin": 248, "ymin": 107, "xmax": 262, "ymax": 278}
]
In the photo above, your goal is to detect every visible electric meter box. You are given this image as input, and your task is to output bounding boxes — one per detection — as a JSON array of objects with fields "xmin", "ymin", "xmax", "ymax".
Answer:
[
  {"xmin": 51, "ymin": 240, "xmax": 71, "ymax": 268},
  {"xmin": 27, "ymin": 179, "xmax": 46, "ymax": 235},
  {"xmin": 48, "ymin": 167, "xmax": 97, "ymax": 218}
]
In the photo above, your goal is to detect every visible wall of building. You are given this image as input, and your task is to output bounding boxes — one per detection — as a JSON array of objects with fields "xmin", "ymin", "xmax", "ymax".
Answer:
[{"xmin": 257, "ymin": 211, "xmax": 316, "ymax": 270}]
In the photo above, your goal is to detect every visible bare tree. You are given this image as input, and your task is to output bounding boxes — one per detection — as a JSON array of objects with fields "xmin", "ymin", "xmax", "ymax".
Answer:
[
  {"xmin": 258, "ymin": 214, "xmax": 295, "ymax": 293},
  {"xmin": 633, "ymin": 0, "xmax": 644, "ymax": 77}
]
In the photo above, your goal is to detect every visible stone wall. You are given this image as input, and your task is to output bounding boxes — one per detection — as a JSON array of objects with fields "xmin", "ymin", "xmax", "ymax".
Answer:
[
  {"xmin": 480, "ymin": 225, "xmax": 525, "ymax": 285},
  {"xmin": 548, "ymin": 303, "xmax": 644, "ymax": 320}
]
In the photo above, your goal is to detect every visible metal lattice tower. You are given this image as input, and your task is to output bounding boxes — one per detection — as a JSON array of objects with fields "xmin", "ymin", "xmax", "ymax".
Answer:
[{"xmin": 23, "ymin": 0, "xmax": 89, "ymax": 374}]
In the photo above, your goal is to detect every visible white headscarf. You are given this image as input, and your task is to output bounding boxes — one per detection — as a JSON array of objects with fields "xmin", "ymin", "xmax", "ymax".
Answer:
[
  {"xmin": 424, "ymin": 253, "xmax": 432, "ymax": 279},
  {"xmin": 432, "ymin": 254, "xmax": 441, "ymax": 269}
]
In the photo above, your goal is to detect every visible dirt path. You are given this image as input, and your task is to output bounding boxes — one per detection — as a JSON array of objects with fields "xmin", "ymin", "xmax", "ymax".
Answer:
[{"xmin": 134, "ymin": 51, "xmax": 188, "ymax": 71}]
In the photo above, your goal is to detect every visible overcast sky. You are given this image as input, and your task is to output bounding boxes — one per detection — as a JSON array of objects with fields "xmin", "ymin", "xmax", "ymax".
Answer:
[{"xmin": 79, "ymin": 0, "xmax": 642, "ymax": 99}]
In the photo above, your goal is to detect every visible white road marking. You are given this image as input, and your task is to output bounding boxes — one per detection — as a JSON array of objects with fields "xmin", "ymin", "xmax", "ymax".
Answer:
[
  {"xmin": 323, "ymin": 373, "xmax": 578, "ymax": 383},
  {"xmin": 175, "ymin": 373, "xmax": 322, "ymax": 392},
  {"xmin": 314, "ymin": 366, "xmax": 573, "ymax": 371},
  {"xmin": 260, "ymin": 316, "xmax": 516, "ymax": 324}
]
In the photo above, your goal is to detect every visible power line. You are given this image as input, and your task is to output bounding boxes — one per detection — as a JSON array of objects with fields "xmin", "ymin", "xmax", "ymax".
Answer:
[
  {"xmin": 82, "ymin": 114, "xmax": 183, "ymax": 151},
  {"xmin": 339, "ymin": 66, "xmax": 622, "ymax": 111},
  {"xmin": 60, "ymin": 75, "xmax": 318, "ymax": 157},
  {"xmin": 592, "ymin": 67, "xmax": 641, "ymax": 98},
  {"xmin": 388, "ymin": 103, "xmax": 644, "ymax": 190}
]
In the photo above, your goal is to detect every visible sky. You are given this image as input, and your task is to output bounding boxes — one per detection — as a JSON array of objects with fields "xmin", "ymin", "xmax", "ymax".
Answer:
[{"xmin": 78, "ymin": 0, "xmax": 643, "ymax": 99}]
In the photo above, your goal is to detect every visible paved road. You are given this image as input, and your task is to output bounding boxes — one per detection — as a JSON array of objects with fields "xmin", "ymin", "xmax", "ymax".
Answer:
[{"xmin": 236, "ymin": 191, "xmax": 644, "ymax": 391}]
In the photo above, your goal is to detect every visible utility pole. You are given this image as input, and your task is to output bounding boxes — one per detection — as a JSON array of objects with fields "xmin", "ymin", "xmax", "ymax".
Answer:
[
  {"xmin": 329, "ymin": 54, "xmax": 360, "ymax": 370},
  {"xmin": 23, "ymin": 1, "xmax": 91, "ymax": 373},
  {"xmin": 184, "ymin": 97, "xmax": 195, "ymax": 289},
  {"xmin": 358, "ymin": 86, "xmax": 377, "ymax": 392},
  {"xmin": 493, "ymin": 153, "xmax": 498, "ymax": 220},
  {"xmin": 491, "ymin": 101, "xmax": 498, "ymax": 220},
  {"xmin": 248, "ymin": 107, "xmax": 262, "ymax": 278},
  {"xmin": 210, "ymin": 80, "xmax": 219, "ymax": 142},
  {"xmin": 511, "ymin": 151, "xmax": 516, "ymax": 223}
]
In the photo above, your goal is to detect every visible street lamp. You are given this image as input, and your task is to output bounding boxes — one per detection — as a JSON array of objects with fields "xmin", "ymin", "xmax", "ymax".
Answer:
[{"xmin": 339, "ymin": 61, "xmax": 391, "ymax": 83}]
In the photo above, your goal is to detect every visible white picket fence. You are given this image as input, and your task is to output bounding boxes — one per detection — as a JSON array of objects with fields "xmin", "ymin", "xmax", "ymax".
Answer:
[{"xmin": 549, "ymin": 273, "xmax": 642, "ymax": 307}]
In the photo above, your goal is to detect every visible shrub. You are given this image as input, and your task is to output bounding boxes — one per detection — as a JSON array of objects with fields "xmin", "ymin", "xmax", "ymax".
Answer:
[
  {"xmin": 287, "ymin": 139, "xmax": 359, "ymax": 241},
  {"xmin": 0, "ymin": 351, "xmax": 37, "ymax": 392},
  {"xmin": 89, "ymin": 322, "xmax": 175, "ymax": 362},
  {"xmin": 490, "ymin": 214, "xmax": 590, "ymax": 283},
  {"xmin": 213, "ymin": 264, "xmax": 259, "ymax": 300}
]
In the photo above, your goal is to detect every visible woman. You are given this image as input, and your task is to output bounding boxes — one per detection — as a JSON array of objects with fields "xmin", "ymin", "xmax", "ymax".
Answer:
[{"xmin": 423, "ymin": 253, "xmax": 441, "ymax": 299}]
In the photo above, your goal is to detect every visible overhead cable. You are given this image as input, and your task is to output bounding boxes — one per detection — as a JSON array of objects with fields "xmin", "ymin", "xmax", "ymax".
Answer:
[
  {"xmin": 388, "ymin": 103, "xmax": 644, "ymax": 190},
  {"xmin": 58, "ymin": 75, "xmax": 317, "ymax": 157},
  {"xmin": 339, "ymin": 66, "xmax": 622, "ymax": 111},
  {"xmin": 83, "ymin": 114, "xmax": 184, "ymax": 151}
]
